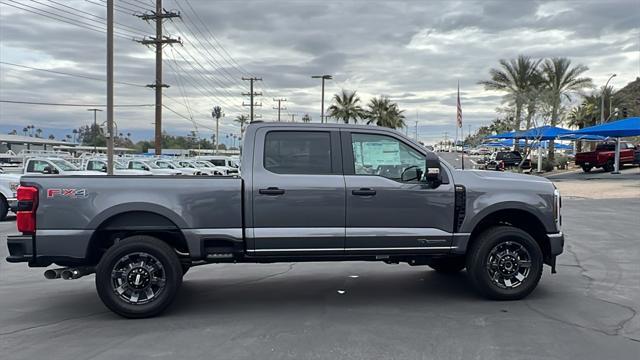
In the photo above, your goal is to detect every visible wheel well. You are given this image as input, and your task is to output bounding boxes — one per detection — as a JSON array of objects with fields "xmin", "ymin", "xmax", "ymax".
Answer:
[
  {"xmin": 469, "ymin": 209, "xmax": 551, "ymax": 260},
  {"xmin": 86, "ymin": 211, "xmax": 189, "ymax": 264}
]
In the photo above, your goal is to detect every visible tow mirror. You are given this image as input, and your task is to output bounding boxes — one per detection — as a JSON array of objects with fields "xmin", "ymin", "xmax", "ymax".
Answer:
[{"xmin": 424, "ymin": 152, "xmax": 442, "ymax": 188}]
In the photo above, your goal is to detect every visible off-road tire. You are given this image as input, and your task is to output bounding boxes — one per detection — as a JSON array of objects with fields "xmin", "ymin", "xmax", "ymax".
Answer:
[
  {"xmin": 466, "ymin": 226, "xmax": 543, "ymax": 300},
  {"xmin": 96, "ymin": 235, "xmax": 182, "ymax": 318}
]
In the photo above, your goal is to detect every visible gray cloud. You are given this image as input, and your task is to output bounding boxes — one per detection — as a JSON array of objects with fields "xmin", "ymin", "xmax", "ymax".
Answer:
[{"xmin": 0, "ymin": 0, "xmax": 638, "ymax": 145}]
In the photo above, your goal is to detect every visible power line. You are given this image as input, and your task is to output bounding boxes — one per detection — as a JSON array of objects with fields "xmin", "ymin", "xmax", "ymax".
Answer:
[
  {"xmin": 0, "ymin": 100, "xmax": 154, "ymax": 107},
  {"xmin": 0, "ymin": 61, "xmax": 147, "ymax": 87},
  {"xmin": 45, "ymin": 0, "xmax": 150, "ymax": 35},
  {"xmin": 0, "ymin": 0, "xmax": 137, "ymax": 39}
]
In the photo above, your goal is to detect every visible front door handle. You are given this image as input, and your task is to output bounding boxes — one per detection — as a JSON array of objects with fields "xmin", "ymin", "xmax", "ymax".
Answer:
[
  {"xmin": 352, "ymin": 188, "xmax": 376, "ymax": 196},
  {"xmin": 259, "ymin": 187, "xmax": 285, "ymax": 195}
]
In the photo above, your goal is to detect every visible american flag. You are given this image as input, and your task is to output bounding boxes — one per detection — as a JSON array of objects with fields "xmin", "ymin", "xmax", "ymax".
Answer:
[{"xmin": 456, "ymin": 82, "xmax": 463, "ymax": 128}]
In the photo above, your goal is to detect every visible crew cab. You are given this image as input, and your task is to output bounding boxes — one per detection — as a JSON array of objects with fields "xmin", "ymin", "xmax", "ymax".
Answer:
[
  {"xmin": 23, "ymin": 157, "xmax": 105, "ymax": 176},
  {"xmin": 0, "ymin": 173, "xmax": 20, "ymax": 220},
  {"xmin": 575, "ymin": 142, "xmax": 637, "ymax": 172},
  {"xmin": 84, "ymin": 159, "xmax": 152, "ymax": 176},
  {"xmin": 7, "ymin": 123, "xmax": 563, "ymax": 318}
]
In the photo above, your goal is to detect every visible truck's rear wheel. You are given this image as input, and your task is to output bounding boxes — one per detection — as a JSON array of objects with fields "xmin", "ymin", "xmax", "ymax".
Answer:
[
  {"xmin": 96, "ymin": 235, "xmax": 182, "ymax": 318},
  {"xmin": 428, "ymin": 257, "xmax": 466, "ymax": 273},
  {"xmin": 603, "ymin": 160, "xmax": 614, "ymax": 172},
  {"xmin": 466, "ymin": 226, "xmax": 543, "ymax": 300}
]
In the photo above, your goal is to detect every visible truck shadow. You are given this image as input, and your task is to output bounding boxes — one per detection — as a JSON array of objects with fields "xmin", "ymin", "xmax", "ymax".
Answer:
[{"xmin": 170, "ymin": 267, "xmax": 486, "ymax": 316}]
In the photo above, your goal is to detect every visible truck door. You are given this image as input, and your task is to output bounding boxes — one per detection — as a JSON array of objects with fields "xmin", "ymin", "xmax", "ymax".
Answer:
[
  {"xmin": 250, "ymin": 128, "xmax": 345, "ymax": 254},
  {"xmin": 342, "ymin": 130, "xmax": 456, "ymax": 253}
]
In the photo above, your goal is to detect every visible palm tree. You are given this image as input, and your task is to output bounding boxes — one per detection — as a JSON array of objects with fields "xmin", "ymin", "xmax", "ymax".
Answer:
[
  {"xmin": 541, "ymin": 57, "xmax": 592, "ymax": 159},
  {"xmin": 326, "ymin": 90, "xmax": 365, "ymax": 124},
  {"xmin": 48, "ymin": 134, "xmax": 55, "ymax": 140},
  {"xmin": 35, "ymin": 128, "xmax": 43, "ymax": 138},
  {"xmin": 65, "ymin": 134, "xmax": 72, "ymax": 142},
  {"xmin": 234, "ymin": 115, "xmax": 249, "ymax": 134},
  {"xmin": 301, "ymin": 114, "xmax": 311, "ymax": 123},
  {"xmin": 479, "ymin": 55, "xmax": 542, "ymax": 136},
  {"xmin": 365, "ymin": 96, "xmax": 406, "ymax": 129},
  {"xmin": 22, "ymin": 127, "xmax": 28, "ymax": 136}
]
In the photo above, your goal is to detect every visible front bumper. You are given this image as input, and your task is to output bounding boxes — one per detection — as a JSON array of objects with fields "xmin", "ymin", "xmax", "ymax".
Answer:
[
  {"xmin": 548, "ymin": 232, "xmax": 564, "ymax": 256},
  {"xmin": 6, "ymin": 234, "xmax": 33, "ymax": 263}
]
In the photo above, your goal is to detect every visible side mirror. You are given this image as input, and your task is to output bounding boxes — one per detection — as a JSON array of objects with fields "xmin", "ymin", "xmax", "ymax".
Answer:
[
  {"xmin": 401, "ymin": 166, "xmax": 422, "ymax": 182},
  {"xmin": 143, "ymin": 166, "xmax": 150, "ymax": 171},
  {"xmin": 100, "ymin": 166, "xmax": 107, "ymax": 172},
  {"xmin": 424, "ymin": 152, "xmax": 442, "ymax": 188},
  {"xmin": 42, "ymin": 166, "xmax": 53, "ymax": 174}
]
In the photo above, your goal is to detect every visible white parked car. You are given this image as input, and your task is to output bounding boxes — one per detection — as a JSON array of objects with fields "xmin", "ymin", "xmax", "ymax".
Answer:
[
  {"xmin": 152, "ymin": 159, "xmax": 203, "ymax": 176},
  {"xmin": 0, "ymin": 173, "xmax": 20, "ymax": 220},
  {"xmin": 125, "ymin": 159, "xmax": 182, "ymax": 176},
  {"xmin": 174, "ymin": 160, "xmax": 224, "ymax": 176},
  {"xmin": 23, "ymin": 158, "xmax": 105, "ymax": 176},
  {"xmin": 197, "ymin": 155, "xmax": 240, "ymax": 175},
  {"xmin": 84, "ymin": 159, "xmax": 152, "ymax": 176},
  {"xmin": 192, "ymin": 160, "xmax": 229, "ymax": 175}
]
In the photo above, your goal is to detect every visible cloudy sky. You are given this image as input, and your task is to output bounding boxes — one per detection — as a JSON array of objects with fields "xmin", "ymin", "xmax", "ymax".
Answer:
[{"xmin": 1, "ymin": 0, "xmax": 639, "ymax": 145}]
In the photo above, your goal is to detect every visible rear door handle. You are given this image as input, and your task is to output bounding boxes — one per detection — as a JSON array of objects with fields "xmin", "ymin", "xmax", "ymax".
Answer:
[
  {"xmin": 259, "ymin": 187, "xmax": 285, "ymax": 195},
  {"xmin": 352, "ymin": 188, "xmax": 376, "ymax": 196}
]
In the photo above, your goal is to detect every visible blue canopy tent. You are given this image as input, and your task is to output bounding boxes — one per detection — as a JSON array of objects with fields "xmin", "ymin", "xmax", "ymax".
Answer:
[
  {"xmin": 558, "ymin": 133, "xmax": 608, "ymax": 141},
  {"xmin": 485, "ymin": 126, "xmax": 574, "ymax": 172},
  {"xmin": 564, "ymin": 117, "xmax": 640, "ymax": 173}
]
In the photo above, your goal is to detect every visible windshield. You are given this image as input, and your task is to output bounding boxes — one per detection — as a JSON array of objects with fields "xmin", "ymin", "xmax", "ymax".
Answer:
[
  {"xmin": 50, "ymin": 159, "xmax": 80, "ymax": 171},
  {"xmin": 196, "ymin": 161, "xmax": 214, "ymax": 168},
  {"xmin": 179, "ymin": 161, "xmax": 195, "ymax": 168},
  {"xmin": 142, "ymin": 161, "xmax": 159, "ymax": 169}
]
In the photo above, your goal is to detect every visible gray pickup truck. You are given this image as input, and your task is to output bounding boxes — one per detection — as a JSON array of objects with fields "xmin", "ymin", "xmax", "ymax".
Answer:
[{"xmin": 7, "ymin": 123, "xmax": 563, "ymax": 318}]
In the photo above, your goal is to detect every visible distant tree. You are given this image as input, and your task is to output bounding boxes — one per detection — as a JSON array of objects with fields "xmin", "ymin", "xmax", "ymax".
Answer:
[
  {"xmin": 8, "ymin": 129, "xmax": 17, "ymax": 135},
  {"xmin": 76, "ymin": 124, "xmax": 106, "ymax": 147},
  {"xmin": 327, "ymin": 90, "xmax": 365, "ymax": 124},
  {"xmin": 48, "ymin": 134, "xmax": 55, "ymax": 140},
  {"xmin": 479, "ymin": 55, "xmax": 542, "ymax": 135},
  {"xmin": 35, "ymin": 128, "xmax": 43, "ymax": 138},
  {"xmin": 65, "ymin": 134, "xmax": 72, "ymax": 142},
  {"xmin": 234, "ymin": 115, "xmax": 249, "ymax": 134},
  {"xmin": 22, "ymin": 127, "xmax": 28, "ymax": 136},
  {"xmin": 541, "ymin": 57, "xmax": 592, "ymax": 159},
  {"xmin": 301, "ymin": 114, "xmax": 311, "ymax": 123},
  {"xmin": 365, "ymin": 96, "xmax": 406, "ymax": 129}
]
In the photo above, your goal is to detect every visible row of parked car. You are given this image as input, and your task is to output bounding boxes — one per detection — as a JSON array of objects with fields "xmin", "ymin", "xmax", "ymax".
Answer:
[{"xmin": 0, "ymin": 155, "xmax": 240, "ymax": 220}]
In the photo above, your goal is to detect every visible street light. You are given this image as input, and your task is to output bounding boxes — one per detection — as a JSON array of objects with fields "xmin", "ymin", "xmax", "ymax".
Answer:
[
  {"xmin": 600, "ymin": 73, "xmax": 616, "ymax": 124},
  {"xmin": 311, "ymin": 75, "xmax": 332, "ymax": 123}
]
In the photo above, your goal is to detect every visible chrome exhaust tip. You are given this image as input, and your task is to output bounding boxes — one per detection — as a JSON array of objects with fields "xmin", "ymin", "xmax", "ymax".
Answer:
[{"xmin": 44, "ymin": 268, "xmax": 65, "ymax": 279}]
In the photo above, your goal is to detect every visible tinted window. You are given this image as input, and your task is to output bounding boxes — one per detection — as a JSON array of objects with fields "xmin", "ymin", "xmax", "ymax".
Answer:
[
  {"xmin": 210, "ymin": 159, "xmax": 225, "ymax": 166},
  {"xmin": 351, "ymin": 133, "xmax": 424, "ymax": 181},
  {"xmin": 264, "ymin": 131, "xmax": 332, "ymax": 174}
]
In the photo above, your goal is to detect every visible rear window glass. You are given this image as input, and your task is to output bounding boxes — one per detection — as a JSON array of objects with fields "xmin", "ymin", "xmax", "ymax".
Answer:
[{"xmin": 264, "ymin": 131, "xmax": 332, "ymax": 174}]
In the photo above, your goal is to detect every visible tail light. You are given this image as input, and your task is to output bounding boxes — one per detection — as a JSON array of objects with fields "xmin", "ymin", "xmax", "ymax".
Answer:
[{"xmin": 16, "ymin": 186, "xmax": 38, "ymax": 234}]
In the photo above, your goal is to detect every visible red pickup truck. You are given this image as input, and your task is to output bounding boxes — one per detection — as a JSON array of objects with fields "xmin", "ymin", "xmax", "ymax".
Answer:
[{"xmin": 575, "ymin": 142, "xmax": 637, "ymax": 172}]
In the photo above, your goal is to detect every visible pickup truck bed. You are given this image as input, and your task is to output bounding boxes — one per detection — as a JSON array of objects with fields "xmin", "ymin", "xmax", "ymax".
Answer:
[{"xmin": 7, "ymin": 122, "xmax": 564, "ymax": 318}]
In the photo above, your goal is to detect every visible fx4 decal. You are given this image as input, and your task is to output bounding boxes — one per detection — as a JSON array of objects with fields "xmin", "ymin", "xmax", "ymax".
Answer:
[{"xmin": 47, "ymin": 188, "xmax": 88, "ymax": 199}]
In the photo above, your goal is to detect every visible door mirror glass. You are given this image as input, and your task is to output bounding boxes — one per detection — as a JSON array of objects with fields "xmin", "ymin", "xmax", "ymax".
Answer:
[
  {"xmin": 425, "ymin": 152, "xmax": 442, "ymax": 188},
  {"xmin": 400, "ymin": 166, "xmax": 422, "ymax": 182},
  {"xmin": 42, "ymin": 166, "xmax": 54, "ymax": 174}
]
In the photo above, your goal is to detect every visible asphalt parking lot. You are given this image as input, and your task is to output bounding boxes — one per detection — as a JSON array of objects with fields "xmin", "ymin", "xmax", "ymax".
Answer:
[{"xmin": 1, "ymin": 196, "xmax": 639, "ymax": 360}]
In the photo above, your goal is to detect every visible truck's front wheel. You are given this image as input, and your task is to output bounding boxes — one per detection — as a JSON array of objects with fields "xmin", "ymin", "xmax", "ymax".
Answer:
[
  {"xmin": 95, "ymin": 235, "xmax": 183, "ymax": 318},
  {"xmin": 466, "ymin": 226, "xmax": 543, "ymax": 300}
]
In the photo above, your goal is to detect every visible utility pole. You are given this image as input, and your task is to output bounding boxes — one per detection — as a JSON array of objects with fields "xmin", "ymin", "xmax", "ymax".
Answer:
[
  {"xmin": 414, "ymin": 120, "xmax": 418, "ymax": 141},
  {"xmin": 311, "ymin": 75, "xmax": 332, "ymax": 123},
  {"xmin": 87, "ymin": 108, "xmax": 103, "ymax": 154},
  {"xmin": 106, "ymin": 1, "xmax": 114, "ymax": 174},
  {"xmin": 242, "ymin": 77, "xmax": 262, "ymax": 122},
  {"xmin": 600, "ymin": 74, "xmax": 616, "ymax": 124},
  {"xmin": 273, "ymin": 98, "xmax": 287, "ymax": 122},
  {"xmin": 137, "ymin": 0, "xmax": 181, "ymax": 155}
]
